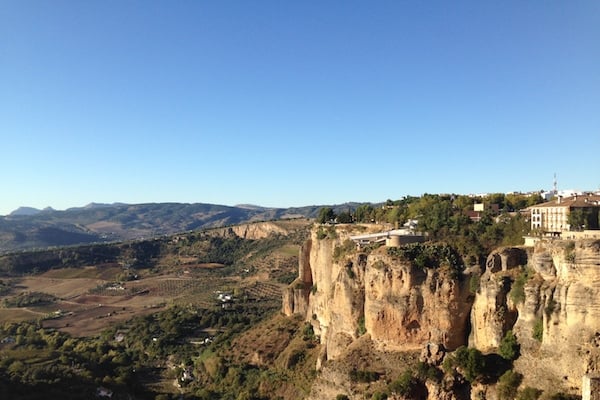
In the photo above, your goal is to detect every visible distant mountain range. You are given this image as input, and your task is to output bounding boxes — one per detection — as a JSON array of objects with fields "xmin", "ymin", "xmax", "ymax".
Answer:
[
  {"xmin": 9, "ymin": 206, "xmax": 54, "ymax": 216},
  {"xmin": 0, "ymin": 202, "xmax": 361, "ymax": 253}
]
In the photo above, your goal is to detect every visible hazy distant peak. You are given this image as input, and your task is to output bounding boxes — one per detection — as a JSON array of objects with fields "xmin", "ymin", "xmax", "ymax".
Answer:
[
  {"xmin": 235, "ymin": 204, "xmax": 272, "ymax": 210},
  {"xmin": 84, "ymin": 202, "xmax": 110, "ymax": 209},
  {"xmin": 69, "ymin": 202, "xmax": 128, "ymax": 210},
  {"xmin": 9, "ymin": 206, "xmax": 42, "ymax": 216}
]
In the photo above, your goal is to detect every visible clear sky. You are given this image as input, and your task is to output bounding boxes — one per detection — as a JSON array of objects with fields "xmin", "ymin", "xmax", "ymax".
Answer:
[{"xmin": 1, "ymin": 1, "xmax": 599, "ymax": 215}]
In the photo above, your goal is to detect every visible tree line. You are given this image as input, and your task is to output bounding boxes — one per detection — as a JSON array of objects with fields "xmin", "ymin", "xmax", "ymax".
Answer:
[{"xmin": 318, "ymin": 193, "xmax": 542, "ymax": 265}]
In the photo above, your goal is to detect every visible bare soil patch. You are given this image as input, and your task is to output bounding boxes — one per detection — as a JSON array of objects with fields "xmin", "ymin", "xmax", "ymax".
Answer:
[
  {"xmin": 41, "ymin": 264, "xmax": 122, "ymax": 280},
  {"xmin": 0, "ymin": 272, "xmax": 208, "ymax": 336},
  {"xmin": 193, "ymin": 263, "xmax": 225, "ymax": 269},
  {"xmin": 43, "ymin": 302, "xmax": 164, "ymax": 337},
  {"xmin": 17, "ymin": 277, "xmax": 105, "ymax": 299},
  {"xmin": 0, "ymin": 308, "xmax": 45, "ymax": 323}
]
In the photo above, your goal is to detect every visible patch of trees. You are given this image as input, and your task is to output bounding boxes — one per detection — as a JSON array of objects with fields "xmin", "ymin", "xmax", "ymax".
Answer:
[
  {"xmin": 316, "ymin": 225, "xmax": 337, "ymax": 240},
  {"xmin": 349, "ymin": 369, "xmax": 380, "ymax": 383},
  {"xmin": 187, "ymin": 232, "xmax": 302, "ymax": 272},
  {"xmin": 320, "ymin": 193, "xmax": 536, "ymax": 266},
  {"xmin": 369, "ymin": 349, "xmax": 541, "ymax": 400},
  {"xmin": 387, "ymin": 242, "xmax": 463, "ymax": 277},
  {"xmin": 0, "ymin": 229, "xmax": 303, "ymax": 277},
  {"xmin": 0, "ymin": 279, "xmax": 11, "ymax": 295},
  {"xmin": 0, "ymin": 320, "xmax": 153, "ymax": 399},
  {"xmin": 354, "ymin": 193, "xmax": 544, "ymax": 225},
  {"xmin": 442, "ymin": 346, "xmax": 486, "ymax": 382},
  {"xmin": 568, "ymin": 207, "xmax": 600, "ymax": 231},
  {"xmin": 0, "ymin": 296, "xmax": 283, "ymax": 399},
  {"xmin": 316, "ymin": 207, "xmax": 352, "ymax": 224},
  {"xmin": 2, "ymin": 291, "xmax": 57, "ymax": 308},
  {"xmin": 0, "ymin": 240, "xmax": 157, "ymax": 276},
  {"xmin": 317, "ymin": 207, "xmax": 336, "ymax": 224}
]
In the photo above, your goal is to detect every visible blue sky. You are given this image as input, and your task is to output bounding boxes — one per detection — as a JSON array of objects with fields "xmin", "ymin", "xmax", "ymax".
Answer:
[{"xmin": 1, "ymin": 1, "xmax": 599, "ymax": 215}]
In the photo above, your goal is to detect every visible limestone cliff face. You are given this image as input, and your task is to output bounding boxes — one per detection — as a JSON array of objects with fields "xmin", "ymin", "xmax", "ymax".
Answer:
[
  {"xmin": 305, "ymin": 228, "xmax": 366, "ymax": 360},
  {"xmin": 282, "ymin": 239, "xmax": 313, "ymax": 316},
  {"xmin": 364, "ymin": 252, "xmax": 472, "ymax": 351},
  {"xmin": 211, "ymin": 221, "xmax": 291, "ymax": 240},
  {"xmin": 519, "ymin": 239, "xmax": 600, "ymax": 389},
  {"xmin": 285, "ymin": 225, "xmax": 473, "ymax": 361},
  {"xmin": 471, "ymin": 240, "xmax": 600, "ymax": 392},
  {"xmin": 470, "ymin": 247, "xmax": 525, "ymax": 351}
]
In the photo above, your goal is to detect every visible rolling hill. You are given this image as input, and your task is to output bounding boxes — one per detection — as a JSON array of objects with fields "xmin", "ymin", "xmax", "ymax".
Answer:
[{"xmin": 0, "ymin": 202, "xmax": 360, "ymax": 253}]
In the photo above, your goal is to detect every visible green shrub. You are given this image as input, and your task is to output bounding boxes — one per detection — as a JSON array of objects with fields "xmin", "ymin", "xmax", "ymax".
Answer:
[
  {"xmin": 349, "ymin": 369, "xmax": 379, "ymax": 383},
  {"xmin": 517, "ymin": 387, "xmax": 542, "ymax": 400},
  {"xmin": 497, "ymin": 370, "xmax": 522, "ymax": 400},
  {"xmin": 333, "ymin": 240, "xmax": 355, "ymax": 261},
  {"xmin": 499, "ymin": 330, "xmax": 520, "ymax": 361},
  {"xmin": 548, "ymin": 393, "xmax": 579, "ymax": 400},
  {"xmin": 302, "ymin": 323, "xmax": 315, "ymax": 341},
  {"xmin": 532, "ymin": 318, "xmax": 543, "ymax": 342},
  {"xmin": 276, "ymin": 272, "xmax": 297, "ymax": 285},
  {"xmin": 416, "ymin": 361, "xmax": 442, "ymax": 383},
  {"xmin": 545, "ymin": 298, "xmax": 557, "ymax": 316},
  {"xmin": 469, "ymin": 273, "xmax": 481, "ymax": 294},
  {"xmin": 316, "ymin": 227, "xmax": 327, "ymax": 240},
  {"xmin": 346, "ymin": 265, "xmax": 356, "ymax": 279},
  {"xmin": 336, "ymin": 395, "xmax": 350, "ymax": 400},
  {"xmin": 509, "ymin": 268, "xmax": 532, "ymax": 305},
  {"xmin": 371, "ymin": 392, "xmax": 388, "ymax": 400},
  {"xmin": 287, "ymin": 350, "xmax": 305, "ymax": 368},
  {"xmin": 389, "ymin": 369, "xmax": 417, "ymax": 396},
  {"xmin": 316, "ymin": 225, "xmax": 338, "ymax": 240},
  {"xmin": 443, "ymin": 346, "xmax": 485, "ymax": 382},
  {"xmin": 356, "ymin": 316, "xmax": 366, "ymax": 336},
  {"xmin": 565, "ymin": 241, "xmax": 575, "ymax": 252},
  {"xmin": 294, "ymin": 281, "xmax": 306, "ymax": 290},
  {"xmin": 387, "ymin": 243, "xmax": 463, "ymax": 276}
]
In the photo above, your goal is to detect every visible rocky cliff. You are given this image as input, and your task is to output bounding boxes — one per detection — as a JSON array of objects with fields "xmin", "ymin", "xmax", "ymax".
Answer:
[
  {"xmin": 208, "ymin": 220, "xmax": 310, "ymax": 241},
  {"xmin": 470, "ymin": 239, "xmax": 600, "ymax": 392},
  {"xmin": 284, "ymin": 225, "xmax": 473, "ymax": 361},
  {"xmin": 284, "ymin": 224, "xmax": 600, "ymax": 398}
]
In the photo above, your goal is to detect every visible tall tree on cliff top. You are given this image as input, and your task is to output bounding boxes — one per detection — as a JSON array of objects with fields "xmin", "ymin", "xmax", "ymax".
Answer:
[{"xmin": 317, "ymin": 207, "xmax": 336, "ymax": 224}]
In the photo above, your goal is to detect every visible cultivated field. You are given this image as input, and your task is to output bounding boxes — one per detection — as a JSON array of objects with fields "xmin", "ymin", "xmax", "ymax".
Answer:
[
  {"xmin": 1, "ymin": 271, "xmax": 283, "ymax": 336},
  {"xmin": 0, "ymin": 233, "xmax": 299, "ymax": 337}
]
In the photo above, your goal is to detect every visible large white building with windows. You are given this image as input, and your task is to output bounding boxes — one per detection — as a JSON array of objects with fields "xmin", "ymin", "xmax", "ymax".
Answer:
[{"xmin": 529, "ymin": 195, "xmax": 600, "ymax": 234}]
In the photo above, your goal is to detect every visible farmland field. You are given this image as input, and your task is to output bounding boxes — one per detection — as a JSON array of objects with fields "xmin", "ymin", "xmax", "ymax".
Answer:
[
  {"xmin": 1, "ymin": 268, "xmax": 289, "ymax": 336},
  {"xmin": 0, "ymin": 221, "xmax": 312, "ymax": 399},
  {"xmin": 0, "ymin": 222, "xmax": 306, "ymax": 337}
]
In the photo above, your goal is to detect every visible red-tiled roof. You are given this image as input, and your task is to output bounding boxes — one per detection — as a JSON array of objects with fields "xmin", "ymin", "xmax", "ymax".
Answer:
[{"xmin": 531, "ymin": 195, "xmax": 600, "ymax": 208}]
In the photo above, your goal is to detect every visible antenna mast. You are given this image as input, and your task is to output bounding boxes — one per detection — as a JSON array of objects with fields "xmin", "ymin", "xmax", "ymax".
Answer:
[{"xmin": 553, "ymin": 173, "xmax": 558, "ymax": 195}]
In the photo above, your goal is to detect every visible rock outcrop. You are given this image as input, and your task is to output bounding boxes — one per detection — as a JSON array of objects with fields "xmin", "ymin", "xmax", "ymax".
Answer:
[
  {"xmin": 282, "ymin": 239, "xmax": 313, "ymax": 316},
  {"xmin": 285, "ymin": 225, "xmax": 474, "ymax": 361},
  {"xmin": 516, "ymin": 239, "xmax": 600, "ymax": 391},
  {"xmin": 364, "ymin": 252, "xmax": 472, "ymax": 351},
  {"xmin": 470, "ymin": 247, "xmax": 525, "ymax": 351},
  {"xmin": 211, "ymin": 221, "xmax": 295, "ymax": 240},
  {"xmin": 470, "ymin": 240, "xmax": 600, "ymax": 392},
  {"xmin": 284, "ymin": 224, "xmax": 600, "ymax": 397}
]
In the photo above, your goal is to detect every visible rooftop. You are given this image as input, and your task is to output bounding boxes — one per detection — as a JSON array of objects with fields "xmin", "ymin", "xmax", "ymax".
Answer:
[{"xmin": 530, "ymin": 195, "xmax": 600, "ymax": 209}]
